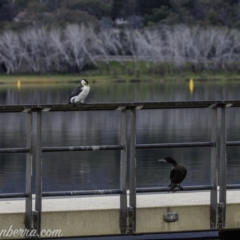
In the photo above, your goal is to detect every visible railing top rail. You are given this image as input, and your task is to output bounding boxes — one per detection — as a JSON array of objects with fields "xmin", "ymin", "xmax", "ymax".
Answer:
[{"xmin": 0, "ymin": 100, "xmax": 240, "ymax": 112}]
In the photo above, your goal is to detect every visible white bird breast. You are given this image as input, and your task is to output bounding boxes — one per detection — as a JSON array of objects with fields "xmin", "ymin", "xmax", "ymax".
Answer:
[{"xmin": 75, "ymin": 85, "xmax": 90, "ymax": 103}]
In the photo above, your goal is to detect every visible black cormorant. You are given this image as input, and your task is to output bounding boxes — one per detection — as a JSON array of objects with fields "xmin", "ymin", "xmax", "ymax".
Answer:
[
  {"xmin": 158, "ymin": 157, "xmax": 187, "ymax": 192},
  {"xmin": 68, "ymin": 79, "xmax": 90, "ymax": 105}
]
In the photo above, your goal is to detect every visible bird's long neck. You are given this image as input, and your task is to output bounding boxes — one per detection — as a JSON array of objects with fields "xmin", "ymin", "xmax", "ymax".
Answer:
[{"xmin": 170, "ymin": 160, "xmax": 178, "ymax": 167}]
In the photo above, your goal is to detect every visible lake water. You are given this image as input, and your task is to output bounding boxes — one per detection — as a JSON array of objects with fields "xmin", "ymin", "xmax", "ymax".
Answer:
[{"xmin": 0, "ymin": 79, "xmax": 240, "ymax": 193}]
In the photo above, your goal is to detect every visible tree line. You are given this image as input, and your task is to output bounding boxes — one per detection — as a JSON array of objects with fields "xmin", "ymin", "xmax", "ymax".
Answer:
[
  {"xmin": 1, "ymin": 24, "xmax": 240, "ymax": 74},
  {"xmin": 1, "ymin": 0, "xmax": 240, "ymax": 31}
]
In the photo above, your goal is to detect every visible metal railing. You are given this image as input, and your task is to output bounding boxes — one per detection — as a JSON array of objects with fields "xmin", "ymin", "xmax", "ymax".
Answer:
[{"xmin": 0, "ymin": 101, "xmax": 240, "ymax": 236}]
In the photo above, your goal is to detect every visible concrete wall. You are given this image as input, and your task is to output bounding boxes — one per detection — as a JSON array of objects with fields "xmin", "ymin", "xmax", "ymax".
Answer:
[
  {"xmin": 0, "ymin": 191, "xmax": 240, "ymax": 238},
  {"xmin": 226, "ymin": 191, "xmax": 240, "ymax": 229}
]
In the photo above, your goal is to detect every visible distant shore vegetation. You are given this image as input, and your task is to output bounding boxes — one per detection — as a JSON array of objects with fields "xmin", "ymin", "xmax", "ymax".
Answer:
[
  {"xmin": 1, "ymin": 0, "xmax": 240, "ymax": 76},
  {"xmin": 1, "ymin": 24, "xmax": 240, "ymax": 76}
]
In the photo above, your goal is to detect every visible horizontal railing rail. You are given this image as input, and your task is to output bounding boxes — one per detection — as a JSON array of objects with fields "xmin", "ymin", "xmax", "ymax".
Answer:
[
  {"xmin": 42, "ymin": 145, "xmax": 123, "ymax": 152},
  {"xmin": 226, "ymin": 141, "xmax": 240, "ymax": 146},
  {"xmin": 0, "ymin": 193, "xmax": 28, "ymax": 198},
  {"xmin": 136, "ymin": 142, "xmax": 214, "ymax": 149},
  {"xmin": 42, "ymin": 189, "xmax": 123, "ymax": 197},
  {"xmin": 0, "ymin": 148, "xmax": 30, "ymax": 153},
  {"xmin": 0, "ymin": 100, "xmax": 238, "ymax": 113},
  {"xmin": 137, "ymin": 185, "xmax": 214, "ymax": 193},
  {"xmin": 0, "ymin": 101, "xmax": 240, "ymax": 236}
]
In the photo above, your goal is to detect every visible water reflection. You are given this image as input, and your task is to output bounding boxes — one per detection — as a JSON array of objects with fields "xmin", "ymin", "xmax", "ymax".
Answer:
[{"xmin": 0, "ymin": 80, "xmax": 240, "ymax": 193}]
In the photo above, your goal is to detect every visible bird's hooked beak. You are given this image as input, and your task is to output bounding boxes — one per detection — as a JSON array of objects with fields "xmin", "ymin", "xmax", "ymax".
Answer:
[{"xmin": 158, "ymin": 159, "xmax": 166, "ymax": 162}]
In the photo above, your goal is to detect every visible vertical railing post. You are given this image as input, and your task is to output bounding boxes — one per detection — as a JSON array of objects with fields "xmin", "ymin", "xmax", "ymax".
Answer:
[
  {"xmin": 128, "ymin": 108, "xmax": 136, "ymax": 233},
  {"xmin": 34, "ymin": 110, "xmax": 42, "ymax": 236},
  {"xmin": 218, "ymin": 105, "xmax": 226, "ymax": 229},
  {"xmin": 120, "ymin": 109, "xmax": 127, "ymax": 233},
  {"xmin": 25, "ymin": 111, "xmax": 33, "ymax": 231},
  {"xmin": 210, "ymin": 107, "xmax": 217, "ymax": 229}
]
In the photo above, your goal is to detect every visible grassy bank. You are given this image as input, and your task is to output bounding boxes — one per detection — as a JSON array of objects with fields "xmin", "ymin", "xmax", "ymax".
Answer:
[
  {"xmin": 1, "ymin": 61, "xmax": 240, "ymax": 84},
  {"xmin": 1, "ymin": 73, "xmax": 240, "ymax": 85}
]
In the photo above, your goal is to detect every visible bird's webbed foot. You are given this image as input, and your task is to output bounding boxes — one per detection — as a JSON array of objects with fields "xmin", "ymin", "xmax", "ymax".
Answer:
[
  {"xmin": 168, "ymin": 184, "xmax": 183, "ymax": 193},
  {"xmin": 68, "ymin": 101, "xmax": 78, "ymax": 106},
  {"xmin": 168, "ymin": 184, "xmax": 177, "ymax": 193},
  {"xmin": 74, "ymin": 102, "xmax": 82, "ymax": 106},
  {"xmin": 178, "ymin": 185, "xmax": 183, "ymax": 190}
]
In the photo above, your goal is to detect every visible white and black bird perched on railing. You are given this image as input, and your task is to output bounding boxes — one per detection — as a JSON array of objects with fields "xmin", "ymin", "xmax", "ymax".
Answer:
[
  {"xmin": 158, "ymin": 157, "xmax": 187, "ymax": 192},
  {"xmin": 68, "ymin": 79, "xmax": 90, "ymax": 105}
]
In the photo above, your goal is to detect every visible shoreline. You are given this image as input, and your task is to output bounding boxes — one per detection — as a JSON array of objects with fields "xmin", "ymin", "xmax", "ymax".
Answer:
[{"xmin": 0, "ymin": 73, "xmax": 240, "ymax": 85}]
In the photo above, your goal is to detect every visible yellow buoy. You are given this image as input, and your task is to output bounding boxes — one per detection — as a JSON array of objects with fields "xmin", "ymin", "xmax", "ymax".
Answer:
[
  {"xmin": 17, "ymin": 80, "xmax": 21, "ymax": 89},
  {"xmin": 189, "ymin": 78, "xmax": 194, "ymax": 94}
]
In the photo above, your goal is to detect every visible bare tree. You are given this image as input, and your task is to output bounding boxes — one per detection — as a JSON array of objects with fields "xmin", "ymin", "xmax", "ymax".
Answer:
[
  {"xmin": 164, "ymin": 26, "xmax": 186, "ymax": 72},
  {"xmin": 63, "ymin": 24, "xmax": 97, "ymax": 73},
  {"xmin": 230, "ymin": 29, "xmax": 240, "ymax": 71},
  {"xmin": 48, "ymin": 28, "xmax": 66, "ymax": 72},
  {"xmin": 0, "ymin": 31, "xmax": 22, "ymax": 74},
  {"xmin": 108, "ymin": 29, "xmax": 129, "ymax": 74},
  {"xmin": 143, "ymin": 29, "xmax": 166, "ymax": 73},
  {"xmin": 0, "ymin": 23, "xmax": 240, "ymax": 75},
  {"xmin": 212, "ymin": 27, "xmax": 232, "ymax": 70},
  {"xmin": 97, "ymin": 29, "xmax": 117, "ymax": 74},
  {"xmin": 124, "ymin": 29, "xmax": 141, "ymax": 72},
  {"xmin": 36, "ymin": 27, "xmax": 57, "ymax": 73},
  {"xmin": 20, "ymin": 28, "xmax": 42, "ymax": 73}
]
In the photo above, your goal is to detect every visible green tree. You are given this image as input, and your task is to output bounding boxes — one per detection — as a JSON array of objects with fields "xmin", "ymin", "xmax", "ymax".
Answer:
[
  {"xmin": 33, "ymin": 8, "xmax": 99, "ymax": 27},
  {"xmin": 0, "ymin": 0, "xmax": 19, "ymax": 21},
  {"xmin": 61, "ymin": 0, "xmax": 111, "ymax": 19},
  {"xmin": 145, "ymin": 6, "xmax": 171, "ymax": 24},
  {"xmin": 26, "ymin": 1, "xmax": 46, "ymax": 14},
  {"xmin": 0, "ymin": 0, "xmax": 9, "ymax": 8},
  {"xmin": 208, "ymin": 9, "xmax": 218, "ymax": 25},
  {"xmin": 111, "ymin": 0, "xmax": 124, "ymax": 20},
  {"xmin": 137, "ymin": 0, "xmax": 171, "ymax": 16},
  {"xmin": 121, "ymin": 0, "xmax": 138, "ymax": 17}
]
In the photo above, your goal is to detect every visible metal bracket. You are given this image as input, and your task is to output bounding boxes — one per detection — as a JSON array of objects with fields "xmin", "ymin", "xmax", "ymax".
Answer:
[
  {"xmin": 24, "ymin": 214, "xmax": 33, "ymax": 231},
  {"xmin": 218, "ymin": 202, "xmax": 224, "ymax": 229},
  {"xmin": 163, "ymin": 212, "xmax": 178, "ymax": 222},
  {"xmin": 127, "ymin": 207, "xmax": 135, "ymax": 233},
  {"xmin": 32, "ymin": 211, "xmax": 39, "ymax": 231}
]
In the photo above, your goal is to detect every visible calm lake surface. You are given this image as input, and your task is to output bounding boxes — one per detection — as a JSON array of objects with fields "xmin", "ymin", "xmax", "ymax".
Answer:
[{"xmin": 0, "ymin": 79, "xmax": 240, "ymax": 193}]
